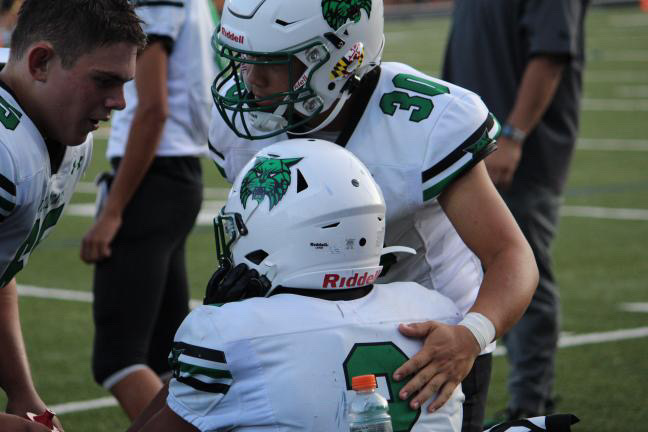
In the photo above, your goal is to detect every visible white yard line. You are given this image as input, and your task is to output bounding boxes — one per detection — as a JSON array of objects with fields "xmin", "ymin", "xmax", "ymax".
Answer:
[
  {"xmin": 585, "ymin": 70, "xmax": 648, "ymax": 83},
  {"xmin": 17, "ymin": 285, "xmax": 93, "ymax": 302},
  {"xmin": 620, "ymin": 302, "xmax": 648, "ymax": 313},
  {"xmin": 577, "ymin": 138, "xmax": 648, "ymax": 151},
  {"xmin": 50, "ymin": 396, "xmax": 118, "ymax": 415},
  {"xmin": 72, "ymin": 182, "xmax": 229, "ymax": 199},
  {"xmin": 582, "ymin": 98, "xmax": 648, "ymax": 112},
  {"xmin": 17, "ymin": 284, "xmax": 202, "ymax": 309},
  {"xmin": 491, "ymin": 327, "xmax": 648, "ymax": 357},
  {"xmin": 590, "ymin": 50, "xmax": 648, "ymax": 62},
  {"xmin": 560, "ymin": 206, "xmax": 648, "ymax": 221},
  {"xmin": 615, "ymin": 85, "xmax": 648, "ymax": 98}
]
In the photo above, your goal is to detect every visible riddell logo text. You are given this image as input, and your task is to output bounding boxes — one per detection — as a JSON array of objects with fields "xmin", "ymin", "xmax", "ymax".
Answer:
[
  {"xmin": 322, "ymin": 270, "xmax": 381, "ymax": 288},
  {"xmin": 221, "ymin": 27, "xmax": 244, "ymax": 44}
]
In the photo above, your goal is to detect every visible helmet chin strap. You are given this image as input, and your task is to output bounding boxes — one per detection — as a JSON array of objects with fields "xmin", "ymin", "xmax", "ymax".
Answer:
[
  {"xmin": 249, "ymin": 90, "xmax": 351, "ymax": 135},
  {"xmin": 288, "ymin": 89, "xmax": 351, "ymax": 137},
  {"xmin": 249, "ymin": 104, "xmax": 289, "ymax": 132}
]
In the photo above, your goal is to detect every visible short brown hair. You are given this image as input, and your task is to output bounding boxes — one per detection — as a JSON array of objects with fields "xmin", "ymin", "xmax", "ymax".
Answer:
[{"xmin": 10, "ymin": 0, "xmax": 146, "ymax": 68}]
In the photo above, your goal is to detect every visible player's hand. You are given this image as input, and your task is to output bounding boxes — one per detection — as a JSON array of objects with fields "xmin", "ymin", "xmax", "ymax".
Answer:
[
  {"xmin": 393, "ymin": 320, "xmax": 481, "ymax": 413},
  {"xmin": 5, "ymin": 395, "xmax": 64, "ymax": 431},
  {"xmin": 80, "ymin": 212, "xmax": 122, "ymax": 263},
  {"xmin": 0, "ymin": 413, "xmax": 52, "ymax": 431},
  {"xmin": 203, "ymin": 263, "xmax": 271, "ymax": 304},
  {"xmin": 485, "ymin": 136, "xmax": 522, "ymax": 190}
]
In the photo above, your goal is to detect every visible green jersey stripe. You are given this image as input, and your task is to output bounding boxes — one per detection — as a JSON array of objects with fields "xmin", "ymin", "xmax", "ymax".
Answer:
[
  {"xmin": 421, "ymin": 113, "xmax": 495, "ymax": 183},
  {"xmin": 178, "ymin": 362, "xmax": 232, "ymax": 380},
  {"xmin": 423, "ymin": 157, "xmax": 480, "ymax": 201},
  {"xmin": 0, "ymin": 173, "xmax": 16, "ymax": 196}
]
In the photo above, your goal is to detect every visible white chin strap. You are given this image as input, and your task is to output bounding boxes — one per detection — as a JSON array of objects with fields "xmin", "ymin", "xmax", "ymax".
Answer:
[
  {"xmin": 381, "ymin": 246, "xmax": 416, "ymax": 256},
  {"xmin": 249, "ymin": 104, "xmax": 289, "ymax": 132},
  {"xmin": 288, "ymin": 90, "xmax": 351, "ymax": 136},
  {"xmin": 249, "ymin": 88, "xmax": 351, "ymax": 135}
]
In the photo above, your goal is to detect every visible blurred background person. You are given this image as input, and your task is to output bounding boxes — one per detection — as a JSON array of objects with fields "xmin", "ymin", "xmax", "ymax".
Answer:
[
  {"xmin": 443, "ymin": 0, "xmax": 590, "ymax": 424},
  {"xmin": 0, "ymin": 0, "xmax": 21, "ymax": 47},
  {"xmin": 80, "ymin": 0, "xmax": 219, "ymax": 421}
]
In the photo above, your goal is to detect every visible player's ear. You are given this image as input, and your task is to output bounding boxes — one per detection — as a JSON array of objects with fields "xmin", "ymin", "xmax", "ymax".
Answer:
[{"xmin": 27, "ymin": 43, "xmax": 56, "ymax": 82}]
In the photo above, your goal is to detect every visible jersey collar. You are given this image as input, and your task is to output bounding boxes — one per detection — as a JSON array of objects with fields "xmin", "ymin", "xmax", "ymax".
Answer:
[
  {"xmin": 270, "ymin": 285, "xmax": 374, "ymax": 301},
  {"xmin": 336, "ymin": 66, "xmax": 382, "ymax": 148}
]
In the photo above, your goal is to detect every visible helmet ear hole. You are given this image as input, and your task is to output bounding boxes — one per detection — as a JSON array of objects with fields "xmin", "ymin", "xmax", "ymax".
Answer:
[
  {"xmin": 245, "ymin": 249, "xmax": 269, "ymax": 265},
  {"xmin": 321, "ymin": 222, "xmax": 340, "ymax": 229},
  {"xmin": 296, "ymin": 169, "xmax": 308, "ymax": 193}
]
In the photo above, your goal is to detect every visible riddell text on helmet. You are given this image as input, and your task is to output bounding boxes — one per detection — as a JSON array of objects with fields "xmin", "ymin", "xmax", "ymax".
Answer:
[
  {"xmin": 221, "ymin": 26, "xmax": 244, "ymax": 44},
  {"xmin": 322, "ymin": 270, "xmax": 381, "ymax": 288}
]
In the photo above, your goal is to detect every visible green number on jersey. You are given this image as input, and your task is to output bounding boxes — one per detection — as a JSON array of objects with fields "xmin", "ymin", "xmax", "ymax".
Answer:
[
  {"xmin": 343, "ymin": 342, "xmax": 420, "ymax": 432},
  {"xmin": 380, "ymin": 73, "xmax": 450, "ymax": 122},
  {"xmin": 0, "ymin": 95, "xmax": 22, "ymax": 130},
  {"xmin": 0, "ymin": 204, "xmax": 65, "ymax": 286}
]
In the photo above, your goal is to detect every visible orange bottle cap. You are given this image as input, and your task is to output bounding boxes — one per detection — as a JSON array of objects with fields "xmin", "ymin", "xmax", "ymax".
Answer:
[{"xmin": 352, "ymin": 374, "xmax": 377, "ymax": 391}]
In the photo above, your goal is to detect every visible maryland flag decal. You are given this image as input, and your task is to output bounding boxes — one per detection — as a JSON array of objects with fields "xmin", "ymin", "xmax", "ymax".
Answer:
[{"xmin": 330, "ymin": 42, "xmax": 365, "ymax": 80}]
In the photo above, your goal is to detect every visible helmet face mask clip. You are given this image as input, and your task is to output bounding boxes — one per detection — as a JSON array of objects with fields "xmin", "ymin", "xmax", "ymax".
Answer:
[{"xmin": 214, "ymin": 210, "xmax": 248, "ymax": 268}]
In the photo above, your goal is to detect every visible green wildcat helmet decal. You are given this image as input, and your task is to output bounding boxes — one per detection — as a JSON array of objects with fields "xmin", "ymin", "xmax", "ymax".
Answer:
[
  {"xmin": 322, "ymin": 0, "xmax": 372, "ymax": 31},
  {"xmin": 240, "ymin": 157, "xmax": 303, "ymax": 210}
]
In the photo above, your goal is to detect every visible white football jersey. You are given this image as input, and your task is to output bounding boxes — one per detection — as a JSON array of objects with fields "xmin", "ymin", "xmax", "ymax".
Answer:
[
  {"xmin": 209, "ymin": 62, "xmax": 500, "ymax": 324},
  {"xmin": 168, "ymin": 282, "xmax": 464, "ymax": 432},
  {"xmin": 107, "ymin": 0, "xmax": 218, "ymax": 158},
  {"xmin": 0, "ymin": 84, "xmax": 92, "ymax": 287}
]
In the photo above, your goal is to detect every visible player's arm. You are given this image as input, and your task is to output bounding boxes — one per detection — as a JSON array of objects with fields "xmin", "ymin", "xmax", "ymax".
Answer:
[
  {"xmin": 0, "ymin": 278, "xmax": 64, "ymax": 431},
  {"xmin": 127, "ymin": 384, "xmax": 169, "ymax": 432},
  {"xmin": 396, "ymin": 161, "xmax": 538, "ymax": 411},
  {"xmin": 395, "ymin": 162, "xmax": 537, "ymax": 412},
  {"xmin": 128, "ymin": 383, "xmax": 198, "ymax": 432},
  {"xmin": 136, "ymin": 405, "xmax": 199, "ymax": 432},
  {"xmin": 443, "ymin": 161, "xmax": 537, "ymax": 337},
  {"xmin": 80, "ymin": 39, "xmax": 169, "ymax": 263},
  {"xmin": 487, "ymin": 55, "xmax": 566, "ymax": 189}
]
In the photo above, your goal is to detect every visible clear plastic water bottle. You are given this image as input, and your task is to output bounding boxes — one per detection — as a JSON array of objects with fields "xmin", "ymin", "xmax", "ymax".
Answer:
[{"xmin": 348, "ymin": 374, "xmax": 393, "ymax": 432}]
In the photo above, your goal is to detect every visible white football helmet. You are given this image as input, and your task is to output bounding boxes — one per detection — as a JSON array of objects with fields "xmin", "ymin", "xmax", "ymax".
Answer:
[
  {"xmin": 213, "ymin": 139, "xmax": 412, "ymax": 293},
  {"xmin": 212, "ymin": 0, "xmax": 385, "ymax": 139}
]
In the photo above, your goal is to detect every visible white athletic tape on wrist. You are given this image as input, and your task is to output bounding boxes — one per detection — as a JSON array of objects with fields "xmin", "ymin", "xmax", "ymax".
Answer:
[{"xmin": 459, "ymin": 312, "xmax": 496, "ymax": 352}]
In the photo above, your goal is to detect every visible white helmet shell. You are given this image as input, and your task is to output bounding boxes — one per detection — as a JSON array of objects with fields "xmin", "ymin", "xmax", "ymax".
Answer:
[{"xmin": 223, "ymin": 139, "xmax": 393, "ymax": 291}]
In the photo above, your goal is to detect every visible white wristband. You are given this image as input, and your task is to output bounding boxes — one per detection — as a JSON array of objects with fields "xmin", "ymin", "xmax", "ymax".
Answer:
[{"xmin": 458, "ymin": 312, "xmax": 496, "ymax": 352}]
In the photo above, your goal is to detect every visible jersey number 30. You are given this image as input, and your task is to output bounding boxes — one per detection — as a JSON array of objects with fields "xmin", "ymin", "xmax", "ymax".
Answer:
[
  {"xmin": 343, "ymin": 342, "xmax": 421, "ymax": 432},
  {"xmin": 380, "ymin": 73, "xmax": 449, "ymax": 123}
]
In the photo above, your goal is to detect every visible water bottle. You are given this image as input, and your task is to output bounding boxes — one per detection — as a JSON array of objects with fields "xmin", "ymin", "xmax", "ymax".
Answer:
[{"xmin": 348, "ymin": 374, "xmax": 393, "ymax": 432}]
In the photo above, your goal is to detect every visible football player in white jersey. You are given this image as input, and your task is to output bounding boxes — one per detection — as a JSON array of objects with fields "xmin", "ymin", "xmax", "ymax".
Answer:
[
  {"xmin": 207, "ymin": 1, "xmax": 539, "ymax": 430},
  {"xmin": 131, "ymin": 139, "xmax": 465, "ymax": 432},
  {"xmin": 0, "ymin": 1, "xmax": 145, "ymax": 430}
]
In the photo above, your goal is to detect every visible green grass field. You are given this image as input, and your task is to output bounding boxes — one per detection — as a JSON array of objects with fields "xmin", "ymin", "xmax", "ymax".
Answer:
[{"xmin": 3, "ymin": 5, "xmax": 648, "ymax": 431}]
